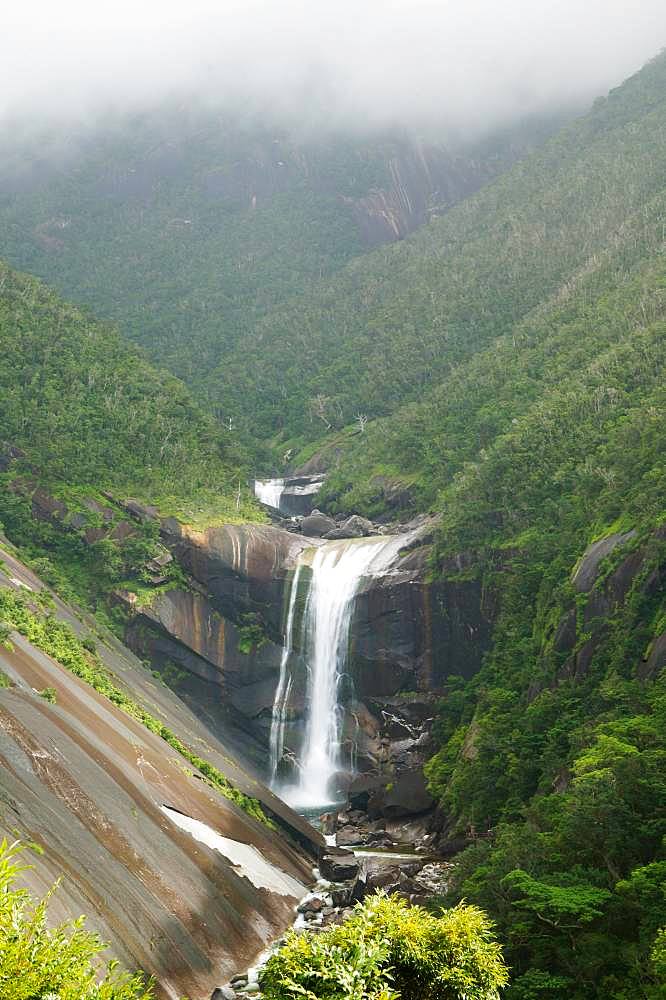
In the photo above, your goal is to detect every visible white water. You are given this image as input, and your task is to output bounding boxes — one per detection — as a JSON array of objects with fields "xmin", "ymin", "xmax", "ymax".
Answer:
[
  {"xmin": 272, "ymin": 533, "xmax": 410, "ymax": 811},
  {"xmin": 254, "ymin": 478, "xmax": 285, "ymax": 510},
  {"xmin": 269, "ymin": 562, "xmax": 303, "ymax": 779}
]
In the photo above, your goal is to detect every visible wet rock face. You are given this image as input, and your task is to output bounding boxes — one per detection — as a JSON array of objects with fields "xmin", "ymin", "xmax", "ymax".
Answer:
[
  {"xmin": 0, "ymin": 550, "xmax": 320, "ymax": 1000},
  {"xmin": 319, "ymin": 850, "xmax": 360, "ymax": 883},
  {"xmin": 571, "ymin": 530, "xmax": 637, "ymax": 593},
  {"xmin": 641, "ymin": 632, "xmax": 666, "ymax": 680},
  {"xmin": 124, "ymin": 587, "xmax": 287, "ymax": 770},
  {"xmin": 279, "ymin": 475, "xmax": 326, "ymax": 517},
  {"xmin": 350, "ymin": 542, "xmax": 495, "ymax": 694},
  {"xmin": 162, "ymin": 521, "xmax": 316, "ymax": 637},
  {"xmin": 123, "ymin": 520, "xmax": 494, "ymax": 795},
  {"xmin": 367, "ymin": 771, "xmax": 434, "ymax": 820}
]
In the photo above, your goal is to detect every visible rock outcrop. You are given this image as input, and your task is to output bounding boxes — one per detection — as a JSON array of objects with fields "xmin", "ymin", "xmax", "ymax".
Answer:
[
  {"xmin": 115, "ymin": 516, "xmax": 495, "ymax": 807},
  {"xmin": 557, "ymin": 527, "xmax": 665, "ymax": 684},
  {"xmin": 0, "ymin": 547, "xmax": 321, "ymax": 999},
  {"xmin": 161, "ymin": 520, "xmax": 317, "ymax": 637},
  {"xmin": 279, "ymin": 475, "xmax": 326, "ymax": 517}
]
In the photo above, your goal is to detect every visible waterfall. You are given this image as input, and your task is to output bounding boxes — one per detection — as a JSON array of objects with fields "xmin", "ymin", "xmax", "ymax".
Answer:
[
  {"xmin": 269, "ymin": 562, "xmax": 303, "ymax": 780},
  {"xmin": 254, "ymin": 478, "xmax": 285, "ymax": 510},
  {"xmin": 271, "ymin": 533, "xmax": 409, "ymax": 810}
]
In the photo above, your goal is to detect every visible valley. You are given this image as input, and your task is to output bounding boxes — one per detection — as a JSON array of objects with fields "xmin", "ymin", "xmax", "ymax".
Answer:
[{"xmin": 0, "ymin": 35, "xmax": 665, "ymax": 1000}]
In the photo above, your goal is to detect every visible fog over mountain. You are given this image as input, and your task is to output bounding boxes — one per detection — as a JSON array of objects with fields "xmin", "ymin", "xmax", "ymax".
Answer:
[{"xmin": 4, "ymin": 0, "xmax": 666, "ymax": 136}]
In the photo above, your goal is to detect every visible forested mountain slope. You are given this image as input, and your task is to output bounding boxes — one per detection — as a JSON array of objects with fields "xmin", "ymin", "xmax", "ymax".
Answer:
[
  {"xmin": 0, "ymin": 106, "xmax": 563, "ymax": 407},
  {"xmin": 253, "ymin": 51, "xmax": 666, "ymax": 1000},
  {"xmin": 208, "ymin": 50, "xmax": 666, "ymax": 458},
  {"xmin": 0, "ymin": 260, "xmax": 256, "ymax": 522}
]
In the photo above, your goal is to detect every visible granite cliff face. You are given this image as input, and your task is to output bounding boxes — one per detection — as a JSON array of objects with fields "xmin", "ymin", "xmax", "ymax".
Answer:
[
  {"xmin": 0, "ymin": 544, "xmax": 320, "ymax": 999},
  {"xmin": 557, "ymin": 527, "xmax": 666, "ymax": 684},
  {"xmin": 117, "ymin": 518, "xmax": 494, "ymax": 812}
]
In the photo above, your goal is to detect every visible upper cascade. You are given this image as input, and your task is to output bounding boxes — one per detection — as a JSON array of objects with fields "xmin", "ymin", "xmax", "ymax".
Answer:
[
  {"xmin": 254, "ymin": 477, "xmax": 286, "ymax": 510},
  {"xmin": 254, "ymin": 475, "xmax": 326, "ymax": 517}
]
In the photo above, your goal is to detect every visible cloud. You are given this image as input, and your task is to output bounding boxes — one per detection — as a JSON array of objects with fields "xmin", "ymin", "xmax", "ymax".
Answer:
[{"xmin": 2, "ymin": 0, "xmax": 665, "ymax": 134}]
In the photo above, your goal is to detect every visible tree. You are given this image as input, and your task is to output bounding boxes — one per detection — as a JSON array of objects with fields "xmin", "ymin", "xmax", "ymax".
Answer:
[
  {"xmin": 260, "ymin": 892, "xmax": 508, "ymax": 1000},
  {"xmin": 0, "ymin": 840, "xmax": 152, "ymax": 1000}
]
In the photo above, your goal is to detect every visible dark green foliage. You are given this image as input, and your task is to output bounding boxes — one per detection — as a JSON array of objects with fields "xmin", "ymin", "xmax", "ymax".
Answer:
[
  {"xmin": 237, "ymin": 612, "xmax": 268, "ymax": 654},
  {"xmin": 0, "ymin": 107, "xmax": 558, "ymax": 445},
  {"xmin": 0, "ymin": 260, "xmax": 258, "ymax": 523},
  {"xmin": 426, "ymin": 662, "xmax": 666, "ymax": 999},
  {"xmin": 206, "ymin": 52, "xmax": 666, "ymax": 452},
  {"xmin": 260, "ymin": 892, "xmax": 508, "ymax": 1000}
]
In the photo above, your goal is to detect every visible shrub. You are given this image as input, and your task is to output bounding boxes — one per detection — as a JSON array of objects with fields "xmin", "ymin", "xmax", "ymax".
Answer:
[
  {"xmin": 0, "ymin": 839, "xmax": 152, "ymax": 999},
  {"xmin": 260, "ymin": 892, "xmax": 508, "ymax": 1000}
]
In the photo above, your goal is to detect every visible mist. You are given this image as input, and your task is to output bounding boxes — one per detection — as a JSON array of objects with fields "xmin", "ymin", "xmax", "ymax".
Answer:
[{"xmin": 3, "ymin": 0, "xmax": 666, "ymax": 137}]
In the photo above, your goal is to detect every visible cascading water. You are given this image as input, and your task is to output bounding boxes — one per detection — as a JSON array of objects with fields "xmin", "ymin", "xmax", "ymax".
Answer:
[
  {"xmin": 254, "ymin": 478, "xmax": 285, "ymax": 510},
  {"xmin": 269, "ymin": 563, "xmax": 303, "ymax": 779},
  {"xmin": 271, "ymin": 533, "xmax": 410, "ymax": 810}
]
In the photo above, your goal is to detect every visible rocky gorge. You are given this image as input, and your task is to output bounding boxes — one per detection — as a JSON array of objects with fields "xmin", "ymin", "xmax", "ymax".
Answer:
[
  {"xmin": 116, "ymin": 486, "xmax": 495, "ymax": 839},
  {"xmin": 7, "ymin": 463, "xmax": 660, "ymax": 856},
  {"xmin": 1, "ymin": 455, "xmax": 664, "ymax": 998}
]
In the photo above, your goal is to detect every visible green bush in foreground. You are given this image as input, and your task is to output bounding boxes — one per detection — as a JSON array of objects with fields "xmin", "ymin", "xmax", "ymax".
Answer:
[
  {"xmin": 0, "ymin": 840, "xmax": 152, "ymax": 1000},
  {"xmin": 260, "ymin": 892, "xmax": 508, "ymax": 1000}
]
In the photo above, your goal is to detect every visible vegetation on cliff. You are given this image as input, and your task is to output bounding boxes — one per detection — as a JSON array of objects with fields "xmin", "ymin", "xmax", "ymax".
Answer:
[{"xmin": 0, "ymin": 585, "xmax": 273, "ymax": 827}]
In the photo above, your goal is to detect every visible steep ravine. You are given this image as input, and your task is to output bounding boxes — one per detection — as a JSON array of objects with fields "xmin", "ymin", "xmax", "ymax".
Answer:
[
  {"xmin": 117, "ymin": 483, "xmax": 495, "ymax": 843},
  {"xmin": 2, "ymin": 472, "xmax": 663, "ymax": 997}
]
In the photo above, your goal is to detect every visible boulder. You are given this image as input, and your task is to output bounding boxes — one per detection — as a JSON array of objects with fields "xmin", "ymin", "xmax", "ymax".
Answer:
[
  {"xmin": 336, "ymin": 826, "xmax": 367, "ymax": 847},
  {"xmin": 319, "ymin": 851, "xmax": 359, "ymax": 882},
  {"xmin": 323, "ymin": 526, "xmax": 357, "ymax": 540},
  {"xmin": 212, "ymin": 989, "xmax": 237, "ymax": 1000},
  {"xmin": 348, "ymin": 774, "xmax": 384, "ymax": 812},
  {"xmin": 298, "ymin": 896, "xmax": 324, "ymax": 914},
  {"xmin": 301, "ymin": 511, "xmax": 337, "ymax": 538},
  {"xmin": 343, "ymin": 515, "xmax": 375, "ymax": 537},
  {"xmin": 330, "ymin": 880, "xmax": 360, "ymax": 907},
  {"xmin": 366, "ymin": 866, "xmax": 402, "ymax": 892},
  {"xmin": 324, "ymin": 515, "xmax": 375, "ymax": 540}
]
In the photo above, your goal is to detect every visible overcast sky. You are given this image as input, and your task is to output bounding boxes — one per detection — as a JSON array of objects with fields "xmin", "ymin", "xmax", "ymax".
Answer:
[{"xmin": 3, "ymin": 1, "xmax": 666, "ymax": 135}]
